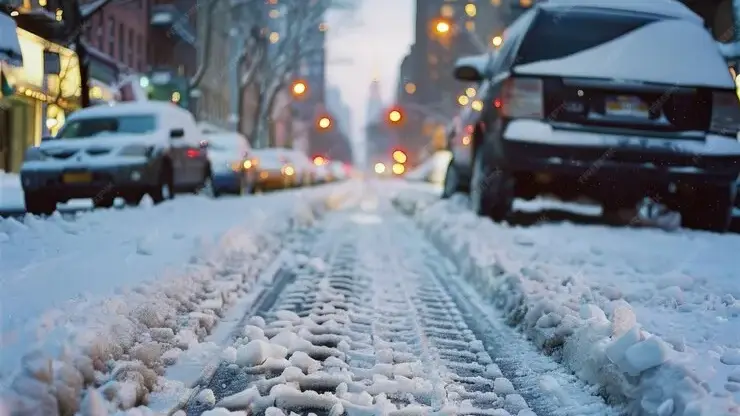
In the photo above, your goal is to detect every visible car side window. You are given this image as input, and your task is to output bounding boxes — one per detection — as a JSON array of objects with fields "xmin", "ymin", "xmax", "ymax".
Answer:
[{"xmin": 491, "ymin": 9, "xmax": 537, "ymax": 74}]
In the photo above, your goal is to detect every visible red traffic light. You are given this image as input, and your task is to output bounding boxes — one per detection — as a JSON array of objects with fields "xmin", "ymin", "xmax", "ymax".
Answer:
[{"xmin": 392, "ymin": 149, "xmax": 407, "ymax": 163}]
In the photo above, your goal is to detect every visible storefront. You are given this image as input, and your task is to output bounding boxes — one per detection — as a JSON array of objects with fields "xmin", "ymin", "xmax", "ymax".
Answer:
[{"xmin": 0, "ymin": 27, "xmax": 83, "ymax": 172}]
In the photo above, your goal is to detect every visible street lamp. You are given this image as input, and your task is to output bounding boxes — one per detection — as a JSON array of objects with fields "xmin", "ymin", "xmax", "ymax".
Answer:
[
  {"xmin": 318, "ymin": 116, "xmax": 331, "ymax": 129},
  {"xmin": 393, "ymin": 150, "xmax": 407, "ymax": 164},
  {"xmin": 388, "ymin": 109, "xmax": 402, "ymax": 123},
  {"xmin": 434, "ymin": 20, "xmax": 451, "ymax": 34},
  {"xmin": 492, "ymin": 36, "xmax": 503, "ymax": 47},
  {"xmin": 292, "ymin": 80, "xmax": 307, "ymax": 96}
]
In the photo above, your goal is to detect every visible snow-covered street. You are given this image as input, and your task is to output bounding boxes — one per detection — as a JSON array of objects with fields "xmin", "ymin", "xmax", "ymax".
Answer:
[{"xmin": 2, "ymin": 179, "xmax": 740, "ymax": 415}]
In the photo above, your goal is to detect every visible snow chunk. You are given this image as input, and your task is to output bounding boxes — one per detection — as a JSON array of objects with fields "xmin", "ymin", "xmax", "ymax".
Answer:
[
  {"xmin": 624, "ymin": 337, "xmax": 672, "ymax": 375},
  {"xmin": 720, "ymin": 349, "xmax": 740, "ymax": 366},
  {"xmin": 196, "ymin": 389, "xmax": 216, "ymax": 406},
  {"xmin": 494, "ymin": 378, "xmax": 516, "ymax": 395},
  {"xmin": 236, "ymin": 340, "xmax": 288, "ymax": 367},
  {"xmin": 216, "ymin": 386, "xmax": 260, "ymax": 410}
]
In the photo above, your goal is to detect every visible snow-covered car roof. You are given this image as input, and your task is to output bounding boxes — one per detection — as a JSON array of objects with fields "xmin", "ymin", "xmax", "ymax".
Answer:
[
  {"xmin": 540, "ymin": 0, "xmax": 702, "ymax": 24},
  {"xmin": 66, "ymin": 101, "xmax": 189, "ymax": 121},
  {"xmin": 515, "ymin": 18, "xmax": 734, "ymax": 89}
]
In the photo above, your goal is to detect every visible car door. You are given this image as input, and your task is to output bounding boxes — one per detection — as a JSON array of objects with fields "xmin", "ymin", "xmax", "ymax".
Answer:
[
  {"xmin": 181, "ymin": 114, "xmax": 208, "ymax": 186},
  {"xmin": 165, "ymin": 113, "xmax": 191, "ymax": 189}
]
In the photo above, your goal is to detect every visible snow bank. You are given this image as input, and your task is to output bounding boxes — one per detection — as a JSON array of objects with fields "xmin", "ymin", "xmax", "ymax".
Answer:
[
  {"xmin": 0, "ymin": 184, "xmax": 354, "ymax": 415},
  {"xmin": 400, "ymin": 194, "xmax": 740, "ymax": 416},
  {"xmin": 0, "ymin": 170, "xmax": 23, "ymax": 210}
]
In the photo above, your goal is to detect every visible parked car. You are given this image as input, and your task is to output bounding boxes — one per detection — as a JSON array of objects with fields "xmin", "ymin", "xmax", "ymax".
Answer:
[
  {"xmin": 281, "ymin": 149, "xmax": 316, "ymax": 186},
  {"xmin": 20, "ymin": 101, "xmax": 211, "ymax": 215},
  {"xmin": 250, "ymin": 148, "xmax": 310, "ymax": 191},
  {"xmin": 329, "ymin": 162, "xmax": 348, "ymax": 181},
  {"xmin": 202, "ymin": 130, "xmax": 254, "ymax": 196},
  {"xmin": 445, "ymin": 0, "xmax": 740, "ymax": 232}
]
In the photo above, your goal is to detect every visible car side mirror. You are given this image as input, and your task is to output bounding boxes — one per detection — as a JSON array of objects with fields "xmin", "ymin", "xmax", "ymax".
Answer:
[
  {"xmin": 453, "ymin": 65, "xmax": 483, "ymax": 82},
  {"xmin": 170, "ymin": 128, "xmax": 185, "ymax": 139}
]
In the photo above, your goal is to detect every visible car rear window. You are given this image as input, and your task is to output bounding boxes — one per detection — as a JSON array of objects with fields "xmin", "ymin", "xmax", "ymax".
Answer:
[
  {"xmin": 516, "ymin": 9, "xmax": 660, "ymax": 66},
  {"xmin": 58, "ymin": 115, "xmax": 157, "ymax": 139}
]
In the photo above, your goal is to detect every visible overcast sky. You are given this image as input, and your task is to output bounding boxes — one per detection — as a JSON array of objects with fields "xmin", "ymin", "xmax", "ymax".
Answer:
[{"xmin": 326, "ymin": 0, "xmax": 415, "ymax": 164}]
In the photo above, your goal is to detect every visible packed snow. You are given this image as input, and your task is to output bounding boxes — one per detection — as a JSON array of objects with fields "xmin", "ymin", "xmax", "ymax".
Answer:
[
  {"xmin": 398, "ymin": 188, "xmax": 740, "ymax": 415},
  {"xmin": 0, "ymin": 183, "xmax": 351, "ymax": 414}
]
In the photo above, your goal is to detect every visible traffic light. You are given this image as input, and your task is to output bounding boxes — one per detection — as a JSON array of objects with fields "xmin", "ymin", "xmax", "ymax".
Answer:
[
  {"xmin": 317, "ymin": 116, "xmax": 332, "ymax": 129},
  {"xmin": 291, "ymin": 80, "xmax": 307, "ymax": 97}
]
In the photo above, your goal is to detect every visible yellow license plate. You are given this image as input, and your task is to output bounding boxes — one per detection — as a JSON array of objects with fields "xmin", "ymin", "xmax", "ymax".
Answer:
[
  {"xmin": 534, "ymin": 173, "xmax": 552, "ymax": 184},
  {"xmin": 606, "ymin": 96, "xmax": 648, "ymax": 117},
  {"xmin": 63, "ymin": 172, "xmax": 92, "ymax": 183}
]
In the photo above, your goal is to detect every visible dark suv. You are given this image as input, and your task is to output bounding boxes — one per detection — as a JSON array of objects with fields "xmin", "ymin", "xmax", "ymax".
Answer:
[{"xmin": 445, "ymin": 2, "xmax": 740, "ymax": 232}]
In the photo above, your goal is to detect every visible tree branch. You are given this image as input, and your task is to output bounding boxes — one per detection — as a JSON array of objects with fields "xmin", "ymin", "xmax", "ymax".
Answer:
[{"xmin": 189, "ymin": 0, "xmax": 221, "ymax": 88}]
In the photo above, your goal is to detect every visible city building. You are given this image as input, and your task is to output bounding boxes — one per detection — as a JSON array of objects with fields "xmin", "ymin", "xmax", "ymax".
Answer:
[
  {"xmin": 325, "ymin": 85, "xmax": 351, "ymax": 138},
  {"xmin": 193, "ymin": 0, "xmax": 231, "ymax": 127},
  {"xmin": 0, "ymin": 1, "xmax": 120, "ymax": 172},
  {"xmin": 146, "ymin": 0, "xmax": 197, "ymax": 110}
]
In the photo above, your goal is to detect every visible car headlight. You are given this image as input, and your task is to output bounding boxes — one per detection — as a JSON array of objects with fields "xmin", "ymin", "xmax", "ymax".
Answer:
[
  {"xmin": 23, "ymin": 147, "xmax": 46, "ymax": 162},
  {"xmin": 119, "ymin": 145, "xmax": 154, "ymax": 157},
  {"xmin": 229, "ymin": 161, "xmax": 242, "ymax": 172}
]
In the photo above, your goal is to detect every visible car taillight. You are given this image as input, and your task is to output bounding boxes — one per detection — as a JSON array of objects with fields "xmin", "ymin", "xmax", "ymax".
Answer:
[
  {"xmin": 500, "ymin": 77, "xmax": 544, "ymax": 119},
  {"xmin": 710, "ymin": 91, "xmax": 740, "ymax": 138}
]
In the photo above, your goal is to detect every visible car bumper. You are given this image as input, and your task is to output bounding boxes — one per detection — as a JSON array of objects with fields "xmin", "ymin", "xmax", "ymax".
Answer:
[
  {"xmin": 255, "ymin": 169, "xmax": 295, "ymax": 188},
  {"xmin": 499, "ymin": 120, "xmax": 740, "ymax": 186},
  {"xmin": 20, "ymin": 159, "xmax": 160, "ymax": 199},
  {"xmin": 212, "ymin": 171, "xmax": 243, "ymax": 192}
]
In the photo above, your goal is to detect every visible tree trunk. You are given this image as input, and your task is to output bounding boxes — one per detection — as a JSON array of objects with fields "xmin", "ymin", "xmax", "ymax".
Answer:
[
  {"xmin": 76, "ymin": 35, "xmax": 91, "ymax": 108},
  {"xmin": 189, "ymin": 5, "xmax": 216, "ymax": 88},
  {"xmin": 249, "ymin": 89, "xmax": 264, "ymax": 147}
]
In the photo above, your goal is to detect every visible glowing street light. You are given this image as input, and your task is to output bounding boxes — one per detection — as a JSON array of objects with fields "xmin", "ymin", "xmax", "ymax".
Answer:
[
  {"xmin": 318, "ymin": 117, "xmax": 331, "ymax": 129},
  {"xmin": 374, "ymin": 162, "xmax": 386, "ymax": 174},
  {"xmin": 492, "ymin": 36, "xmax": 503, "ymax": 47},
  {"xmin": 458, "ymin": 95, "xmax": 470, "ymax": 106},
  {"xmin": 388, "ymin": 109, "xmax": 402, "ymax": 123},
  {"xmin": 434, "ymin": 20, "xmax": 451, "ymax": 34},
  {"xmin": 292, "ymin": 80, "xmax": 307, "ymax": 96},
  {"xmin": 392, "ymin": 163, "xmax": 405, "ymax": 175}
]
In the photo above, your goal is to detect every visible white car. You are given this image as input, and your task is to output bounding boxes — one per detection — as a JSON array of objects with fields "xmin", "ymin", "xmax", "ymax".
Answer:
[
  {"xmin": 20, "ymin": 101, "xmax": 210, "ymax": 214},
  {"xmin": 202, "ymin": 130, "xmax": 254, "ymax": 196}
]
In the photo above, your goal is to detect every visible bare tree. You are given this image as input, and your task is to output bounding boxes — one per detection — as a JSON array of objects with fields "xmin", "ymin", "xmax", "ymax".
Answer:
[{"xmin": 229, "ymin": 0, "xmax": 358, "ymax": 146}]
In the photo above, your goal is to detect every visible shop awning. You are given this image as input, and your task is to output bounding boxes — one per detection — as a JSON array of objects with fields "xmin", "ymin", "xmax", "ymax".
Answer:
[{"xmin": 0, "ymin": 13, "xmax": 23, "ymax": 67}]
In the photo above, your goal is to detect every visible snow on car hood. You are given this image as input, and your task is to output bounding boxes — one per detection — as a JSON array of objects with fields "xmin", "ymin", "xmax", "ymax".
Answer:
[{"xmin": 514, "ymin": 19, "xmax": 734, "ymax": 89}]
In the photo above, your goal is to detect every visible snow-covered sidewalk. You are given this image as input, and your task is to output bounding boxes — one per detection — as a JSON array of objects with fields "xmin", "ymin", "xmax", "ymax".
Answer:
[
  {"xmin": 0, "ymin": 171, "xmax": 23, "ymax": 211},
  {"xmin": 0, "ymin": 184, "xmax": 351, "ymax": 414},
  {"xmin": 399, "ymin": 190, "xmax": 740, "ymax": 415}
]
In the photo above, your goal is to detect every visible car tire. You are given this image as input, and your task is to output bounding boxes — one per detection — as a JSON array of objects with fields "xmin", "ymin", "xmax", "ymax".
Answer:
[
  {"xmin": 680, "ymin": 185, "xmax": 736, "ymax": 232},
  {"xmin": 442, "ymin": 161, "xmax": 463, "ymax": 199},
  {"xmin": 470, "ymin": 150, "xmax": 514, "ymax": 222},
  {"xmin": 24, "ymin": 192, "xmax": 56, "ymax": 216},
  {"xmin": 93, "ymin": 196, "xmax": 115, "ymax": 209},
  {"xmin": 150, "ymin": 165, "xmax": 174, "ymax": 204},
  {"xmin": 123, "ymin": 192, "xmax": 144, "ymax": 207}
]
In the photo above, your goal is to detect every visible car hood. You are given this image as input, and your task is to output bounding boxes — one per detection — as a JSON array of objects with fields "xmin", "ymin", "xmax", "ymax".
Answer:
[{"xmin": 514, "ymin": 19, "xmax": 734, "ymax": 89}]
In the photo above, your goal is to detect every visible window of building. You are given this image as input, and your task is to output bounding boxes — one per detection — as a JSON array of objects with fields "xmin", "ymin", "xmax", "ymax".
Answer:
[
  {"xmin": 128, "ymin": 29, "xmax": 134, "ymax": 67},
  {"xmin": 108, "ymin": 17, "xmax": 115, "ymax": 56},
  {"xmin": 137, "ymin": 34, "xmax": 144, "ymax": 71},
  {"xmin": 118, "ymin": 23, "xmax": 125, "ymax": 61}
]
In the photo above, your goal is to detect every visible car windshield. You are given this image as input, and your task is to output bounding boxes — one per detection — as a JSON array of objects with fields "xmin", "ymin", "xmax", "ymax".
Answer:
[
  {"xmin": 207, "ymin": 135, "xmax": 243, "ymax": 152},
  {"xmin": 56, "ymin": 115, "xmax": 157, "ymax": 139},
  {"xmin": 516, "ymin": 9, "xmax": 658, "ymax": 65}
]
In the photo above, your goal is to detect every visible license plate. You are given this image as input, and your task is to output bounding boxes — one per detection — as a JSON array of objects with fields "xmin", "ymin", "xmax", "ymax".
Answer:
[
  {"xmin": 605, "ymin": 96, "xmax": 649, "ymax": 118},
  {"xmin": 63, "ymin": 172, "xmax": 92, "ymax": 183}
]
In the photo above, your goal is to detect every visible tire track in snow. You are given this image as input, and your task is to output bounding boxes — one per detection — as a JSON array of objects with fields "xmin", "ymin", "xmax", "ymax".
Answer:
[{"xmin": 181, "ymin": 202, "xmax": 622, "ymax": 415}]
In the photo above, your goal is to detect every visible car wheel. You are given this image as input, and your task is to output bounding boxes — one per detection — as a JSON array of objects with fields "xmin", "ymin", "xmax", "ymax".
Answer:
[
  {"xmin": 470, "ymin": 150, "xmax": 514, "ymax": 222},
  {"xmin": 93, "ymin": 195, "xmax": 115, "ymax": 209},
  {"xmin": 442, "ymin": 161, "xmax": 462, "ymax": 199},
  {"xmin": 150, "ymin": 166, "xmax": 174, "ymax": 204},
  {"xmin": 24, "ymin": 192, "xmax": 56, "ymax": 216},
  {"xmin": 680, "ymin": 184, "xmax": 736, "ymax": 232},
  {"xmin": 123, "ymin": 192, "xmax": 144, "ymax": 207}
]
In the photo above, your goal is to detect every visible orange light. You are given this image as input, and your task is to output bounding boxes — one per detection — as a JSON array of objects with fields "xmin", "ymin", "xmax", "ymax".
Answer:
[
  {"xmin": 292, "ymin": 80, "xmax": 307, "ymax": 96},
  {"xmin": 389, "ymin": 110, "xmax": 402, "ymax": 123},
  {"xmin": 392, "ymin": 150, "xmax": 407, "ymax": 163},
  {"xmin": 434, "ymin": 20, "xmax": 451, "ymax": 34},
  {"xmin": 318, "ymin": 117, "xmax": 331, "ymax": 129},
  {"xmin": 392, "ymin": 163, "xmax": 405, "ymax": 175},
  {"xmin": 313, "ymin": 156, "xmax": 326, "ymax": 166}
]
